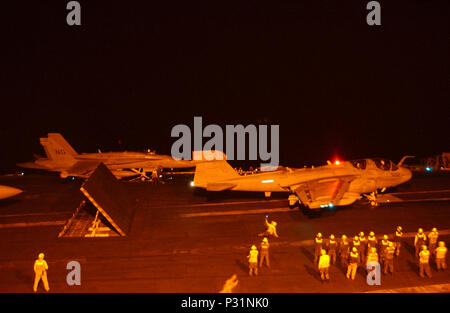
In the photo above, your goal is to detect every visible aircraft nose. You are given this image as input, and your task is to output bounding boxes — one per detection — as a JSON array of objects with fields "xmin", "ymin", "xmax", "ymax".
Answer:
[
  {"xmin": 0, "ymin": 186, "xmax": 23, "ymax": 200},
  {"xmin": 402, "ymin": 168, "xmax": 412, "ymax": 182}
]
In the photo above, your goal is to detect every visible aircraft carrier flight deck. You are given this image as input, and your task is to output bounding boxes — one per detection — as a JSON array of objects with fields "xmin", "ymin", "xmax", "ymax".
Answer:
[{"xmin": 1, "ymin": 171, "xmax": 449, "ymax": 293}]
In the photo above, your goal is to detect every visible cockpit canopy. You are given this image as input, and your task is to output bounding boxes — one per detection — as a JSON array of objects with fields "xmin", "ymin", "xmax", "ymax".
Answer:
[
  {"xmin": 350, "ymin": 158, "xmax": 399, "ymax": 171},
  {"xmin": 350, "ymin": 159, "xmax": 367, "ymax": 170}
]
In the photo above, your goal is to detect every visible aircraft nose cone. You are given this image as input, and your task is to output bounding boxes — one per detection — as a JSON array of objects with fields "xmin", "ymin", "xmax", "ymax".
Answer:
[
  {"xmin": 402, "ymin": 168, "xmax": 413, "ymax": 182},
  {"xmin": 0, "ymin": 186, "xmax": 23, "ymax": 200}
]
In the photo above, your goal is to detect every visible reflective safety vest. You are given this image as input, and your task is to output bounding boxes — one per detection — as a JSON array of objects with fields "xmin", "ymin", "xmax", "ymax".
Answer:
[
  {"xmin": 415, "ymin": 234, "xmax": 427, "ymax": 246},
  {"xmin": 328, "ymin": 240, "xmax": 337, "ymax": 251},
  {"xmin": 380, "ymin": 240, "xmax": 389, "ymax": 251},
  {"xmin": 340, "ymin": 241, "xmax": 349, "ymax": 254},
  {"xmin": 315, "ymin": 237, "xmax": 323, "ymax": 247},
  {"xmin": 419, "ymin": 250, "xmax": 430, "ymax": 263},
  {"xmin": 353, "ymin": 240, "xmax": 361, "ymax": 248},
  {"xmin": 385, "ymin": 246, "xmax": 395, "ymax": 260},
  {"xmin": 248, "ymin": 250, "xmax": 259, "ymax": 263},
  {"xmin": 428, "ymin": 232, "xmax": 439, "ymax": 244},
  {"xmin": 319, "ymin": 255, "xmax": 330, "ymax": 269},
  {"xmin": 435, "ymin": 247, "xmax": 447, "ymax": 259},
  {"xmin": 394, "ymin": 231, "xmax": 403, "ymax": 242},
  {"xmin": 359, "ymin": 237, "xmax": 367, "ymax": 246},
  {"xmin": 367, "ymin": 252, "xmax": 379, "ymax": 264},
  {"xmin": 34, "ymin": 259, "xmax": 48, "ymax": 275},
  {"xmin": 368, "ymin": 237, "xmax": 377, "ymax": 247},
  {"xmin": 349, "ymin": 252, "xmax": 359, "ymax": 264},
  {"xmin": 288, "ymin": 194, "xmax": 298, "ymax": 205}
]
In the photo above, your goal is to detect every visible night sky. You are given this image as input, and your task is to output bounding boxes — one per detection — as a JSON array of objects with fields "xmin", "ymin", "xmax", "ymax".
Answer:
[{"xmin": 2, "ymin": 0, "xmax": 449, "ymax": 172}]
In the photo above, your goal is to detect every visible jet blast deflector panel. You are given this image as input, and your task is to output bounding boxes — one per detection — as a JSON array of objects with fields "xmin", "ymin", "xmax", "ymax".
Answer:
[{"xmin": 80, "ymin": 163, "xmax": 135, "ymax": 236}]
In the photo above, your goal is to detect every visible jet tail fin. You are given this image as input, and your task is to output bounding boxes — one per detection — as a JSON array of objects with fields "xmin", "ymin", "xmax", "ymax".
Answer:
[
  {"xmin": 40, "ymin": 133, "xmax": 78, "ymax": 165},
  {"xmin": 193, "ymin": 160, "xmax": 239, "ymax": 189},
  {"xmin": 397, "ymin": 155, "xmax": 415, "ymax": 167}
]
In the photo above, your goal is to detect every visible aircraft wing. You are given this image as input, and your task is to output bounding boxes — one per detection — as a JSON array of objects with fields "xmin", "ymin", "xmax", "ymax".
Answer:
[
  {"xmin": 206, "ymin": 183, "xmax": 237, "ymax": 191},
  {"xmin": 65, "ymin": 160, "xmax": 103, "ymax": 177},
  {"xmin": 17, "ymin": 162, "xmax": 52, "ymax": 170},
  {"xmin": 289, "ymin": 175, "xmax": 356, "ymax": 208}
]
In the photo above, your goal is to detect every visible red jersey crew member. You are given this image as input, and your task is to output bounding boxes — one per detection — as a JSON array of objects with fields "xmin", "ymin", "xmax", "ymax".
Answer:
[
  {"xmin": 353, "ymin": 236, "xmax": 361, "ymax": 263},
  {"xmin": 415, "ymin": 228, "xmax": 427, "ymax": 257},
  {"xmin": 367, "ymin": 231, "xmax": 378, "ymax": 251},
  {"xmin": 339, "ymin": 235, "xmax": 350, "ymax": 266},
  {"xmin": 359, "ymin": 232, "xmax": 367, "ymax": 263},
  {"xmin": 327, "ymin": 235, "xmax": 337, "ymax": 265},
  {"xmin": 379, "ymin": 235, "xmax": 390, "ymax": 266},
  {"xmin": 394, "ymin": 226, "xmax": 403, "ymax": 257},
  {"xmin": 346, "ymin": 247, "xmax": 359, "ymax": 280},
  {"xmin": 428, "ymin": 228, "xmax": 439, "ymax": 254},
  {"xmin": 383, "ymin": 242, "xmax": 395, "ymax": 275},
  {"xmin": 33, "ymin": 253, "xmax": 50, "ymax": 292},
  {"xmin": 314, "ymin": 233, "xmax": 324, "ymax": 264},
  {"xmin": 259, "ymin": 238, "xmax": 270, "ymax": 268}
]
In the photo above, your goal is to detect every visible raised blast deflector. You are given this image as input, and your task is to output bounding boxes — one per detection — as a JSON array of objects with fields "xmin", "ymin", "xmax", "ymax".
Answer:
[{"xmin": 80, "ymin": 163, "xmax": 135, "ymax": 236}]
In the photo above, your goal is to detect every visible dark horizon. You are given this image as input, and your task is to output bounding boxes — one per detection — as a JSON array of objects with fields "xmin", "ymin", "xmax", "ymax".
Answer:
[{"xmin": 2, "ymin": 0, "xmax": 449, "ymax": 172}]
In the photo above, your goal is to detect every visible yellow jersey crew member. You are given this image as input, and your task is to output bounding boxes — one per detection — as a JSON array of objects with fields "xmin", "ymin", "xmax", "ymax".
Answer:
[
  {"xmin": 327, "ymin": 235, "xmax": 337, "ymax": 265},
  {"xmin": 259, "ymin": 238, "xmax": 270, "ymax": 268},
  {"xmin": 379, "ymin": 235, "xmax": 390, "ymax": 265},
  {"xmin": 219, "ymin": 274, "xmax": 239, "ymax": 293},
  {"xmin": 247, "ymin": 245, "xmax": 259, "ymax": 276},
  {"xmin": 383, "ymin": 242, "xmax": 395, "ymax": 275},
  {"xmin": 33, "ymin": 253, "xmax": 50, "ymax": 292},
  {"xmin": 259, "ymin": 215, "xmax": 279, "ymax": 238},
  {"xmin": 419, "ymin": 246, "xmax": 432, "ymax": 278},
  {"xmin": 415, "ymin": 228, "xmax": 427, "ymax": 257},
  {"xmin": 428, "ymin": 228, "xmax": 439, "ymax": 254},
  {"xmin": 339, "ymin": 235, "xmax": 350, "ymax": 266},
  {"xmin": 394, "ymin": 226, "xmax": 403, "ymax": 257},
  {"xmin": 346, "ymin": 247, "xmax": 359, "ymax": 280},
  {"xmin": 314, "ymin": 233, "xmax": 323, "ymax": 264},
  {"xmin": 435, "ymin": 241, "xmax": 447, "ymax": 271},
  {"xmin": 318, "ymin": 249, "xmax": 330, "ymax": 281}
]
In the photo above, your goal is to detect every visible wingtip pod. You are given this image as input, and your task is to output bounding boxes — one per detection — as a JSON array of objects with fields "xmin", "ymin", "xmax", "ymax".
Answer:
[{"xmin": 192, "ymin": 150, "xmax": 227, "ymax": 162}]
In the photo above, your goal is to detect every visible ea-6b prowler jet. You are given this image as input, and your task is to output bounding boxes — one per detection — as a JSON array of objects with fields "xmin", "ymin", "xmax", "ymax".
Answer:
[
  {"xmin": 192, "ymin": 156, "xmax": 413, "ymax": 209},
  {"xmin": 17, "ymin": 133, "xmax": 197, "ymax": 180}
]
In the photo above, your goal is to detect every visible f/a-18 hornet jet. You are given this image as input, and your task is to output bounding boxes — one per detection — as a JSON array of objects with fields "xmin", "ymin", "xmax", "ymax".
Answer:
[
  {"xmin": 0, "ymin": 185, "xmax": 23, "ymax": 200},
  {"xmin": 18, "ymin": 133, "xmax": 198, "ymax": 180},
  {"xmin": 192, "ymin": 156, "xmax": 413, "ymax": 209}
]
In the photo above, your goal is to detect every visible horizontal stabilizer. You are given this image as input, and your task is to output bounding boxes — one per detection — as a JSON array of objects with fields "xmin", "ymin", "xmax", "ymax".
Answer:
[
  {"xmin": 192, "ymin": 150, "xmax": 227, "ymax": 161},
  {"xmin": 193, "ymin": 160, "xmax": 239, "ymax": 189},
  {"xmin": 206, "ymin": 183, "xmax": 237, "ymax": 191}
]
